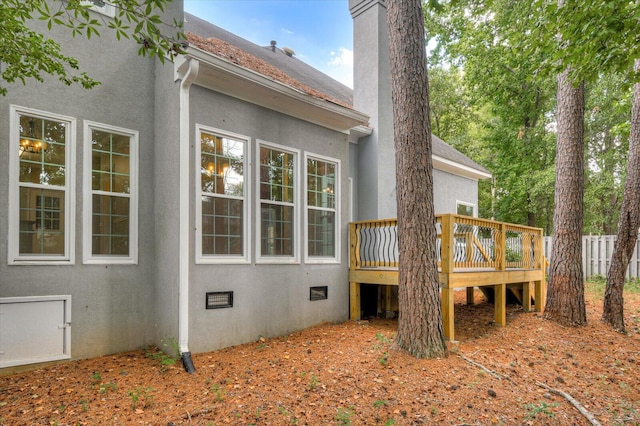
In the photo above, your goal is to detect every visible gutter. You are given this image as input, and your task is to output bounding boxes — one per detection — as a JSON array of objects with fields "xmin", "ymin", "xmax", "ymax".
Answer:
[{"xmin": 176, "ymin": 57, "xmax": 200, "ymax": 373}]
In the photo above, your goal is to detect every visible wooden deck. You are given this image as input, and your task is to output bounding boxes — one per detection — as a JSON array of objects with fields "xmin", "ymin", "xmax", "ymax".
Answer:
[{"xmin": 349, "ymin": 214, "xmax": 547, "ymax": 340}]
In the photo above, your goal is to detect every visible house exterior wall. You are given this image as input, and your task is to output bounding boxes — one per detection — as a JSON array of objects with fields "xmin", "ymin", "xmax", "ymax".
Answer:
[
  {"xmin": 186, "ymin": 87, "xmax": 351, "ymax": 353},
  {"xmin": 0, "ymin": 3, "xmax": 182, "ymax": 362},
  {"xmin": 433, "ymin": 169, "xmax": 479, "ymax": 216}
]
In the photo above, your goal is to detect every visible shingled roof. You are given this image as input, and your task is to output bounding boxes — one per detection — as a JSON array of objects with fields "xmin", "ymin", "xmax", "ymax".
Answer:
[
  {"xmin": 184, "ymin": 13, "xmax": 352, "ymax": 106},
  {"xmin": 184, "ymin": 12, "xmax": 490, "ymax": 176}
]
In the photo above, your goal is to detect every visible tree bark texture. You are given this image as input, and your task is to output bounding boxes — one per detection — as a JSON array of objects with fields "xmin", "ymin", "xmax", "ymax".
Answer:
[
  {"xmin": 386, "ymin": 0, "xmax": 447, "ymax": 358},
  {"xmin": 602, "ymin": 59, "xmax": 640, "ymax": 332},
  {"xmin": 544, "ymin": 69, "xmax": 587, "ymax": 326}
]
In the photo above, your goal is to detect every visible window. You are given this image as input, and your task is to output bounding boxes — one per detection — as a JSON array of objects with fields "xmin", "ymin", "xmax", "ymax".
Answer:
[
  {"xmin": 8, "ymin": 106, "xmax": 75, "ymax": 264},
  {"xmin": 257, "ymin": 142, "xmax": 299, "ymax": 262},
  {"xmin": 82, "ymin": 0, "xmax": 116, "ymax": 17},
  {"xmin": 196, "ymin": 127, "xmax": 249, "ymax": 263},
  {"xmin": 305, "ymin": 154, "xmax": 340, "ymax": 262},
  {"xmin": 83, "ymin": 122, "xmax": 138, "ymax": 263},
  {"xmin": 457, "ymin": 201, "xmax": 475, "ymax": 217}
]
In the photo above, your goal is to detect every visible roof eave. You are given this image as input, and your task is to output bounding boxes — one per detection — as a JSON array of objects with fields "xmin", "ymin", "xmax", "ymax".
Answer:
[
  {"xmin": 181, "ymin": 47, "xmax": 370, "ymax": 133},
  {"xmin": 433, "ymin": 154, "xmax": 492, "ymax": 181}
]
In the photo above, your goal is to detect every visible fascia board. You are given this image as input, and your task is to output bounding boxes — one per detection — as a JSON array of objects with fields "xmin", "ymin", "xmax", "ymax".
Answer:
[{"xmin": 433, "ymin": 154, "xmax": 492, "ymax": 181}]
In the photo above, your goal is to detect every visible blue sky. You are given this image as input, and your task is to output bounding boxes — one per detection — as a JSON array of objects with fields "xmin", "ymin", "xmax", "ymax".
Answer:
[{"xmin": 184, "ymin": 0, "xmax": 354, "ymax": 88}]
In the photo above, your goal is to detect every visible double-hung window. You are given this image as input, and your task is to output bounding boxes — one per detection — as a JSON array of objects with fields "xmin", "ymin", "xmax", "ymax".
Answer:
[
  {"xmin": 8, "ymin": 106, "xmax": 75, "ymax": 264},
  {"xmin": 257, "ymin": 142, "xmax": 299, "ymax": 262},
  {"xmin": 83, "ymin": 122, "xmax": 138, "ymax": 263},
  {"xmin": 196, "ymin": 127, "xmax": 249, "ymax": 263},
  {"xmin": 305, "ymin": 154, "xmax": 340, "ymax": 262}
]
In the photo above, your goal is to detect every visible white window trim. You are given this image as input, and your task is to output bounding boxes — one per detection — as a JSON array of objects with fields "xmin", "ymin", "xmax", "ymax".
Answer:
[
  {"xmin": 82, "ymin": 121, "xmax": 139, "ymax": 264},
  {"xmin": 255, "ymin": 140, "xmax": 300, "ymax": 264},
  {"xmin": 304, "ymin": 152, "xmax": 341, "ymax": 264},
  {"xmin": 81, "ymin": 0, "xmax": 116, "ymax": 17},
  {"xmin": 195, "ymin": 125, "xmax": 251, "ymax": 264},
  {"xmin": 456, "ymin": 200, "xmax": 476, "ymax": 217},
  {"xmin": 8, "ymin": 105, "xmax": 76, "ymax": 265}
]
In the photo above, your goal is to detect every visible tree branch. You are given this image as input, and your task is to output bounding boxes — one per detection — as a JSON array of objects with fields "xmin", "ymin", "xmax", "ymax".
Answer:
[
  {"xmin": 458, "ymin": 354, "xmax": 502, "ymax": 380},
  {"xmin": 536, "ymin": 381, "xmax": 602, "ymax": 426}
]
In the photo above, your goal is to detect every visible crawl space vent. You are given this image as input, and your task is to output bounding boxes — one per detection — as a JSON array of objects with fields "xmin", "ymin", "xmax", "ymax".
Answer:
[
  {"xmin": 309, "ymin": 286, "xmax": 328, "ymax": 301},
  {"xmin": 206, "ymin": 291, "xmax": 233, "ymax": 309}
]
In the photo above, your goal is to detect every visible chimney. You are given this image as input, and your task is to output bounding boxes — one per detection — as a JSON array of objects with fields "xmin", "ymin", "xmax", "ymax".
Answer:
[
  {"xmin": 270, "ymin": 40, "xmax": 277, "ymax": 52},
  {"xmin": 349, "ymin": 0, "xmax": 396, "ymax": 220}
]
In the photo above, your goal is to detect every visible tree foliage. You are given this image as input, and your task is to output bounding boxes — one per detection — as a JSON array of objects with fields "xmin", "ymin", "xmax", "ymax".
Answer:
[
  {"xmin": 425, "ymin": 0, "xmax": 557, "ymax": 231},
  {"xmin": 0, "ymin": 0, "xmax": 184, "ymax": 96}
]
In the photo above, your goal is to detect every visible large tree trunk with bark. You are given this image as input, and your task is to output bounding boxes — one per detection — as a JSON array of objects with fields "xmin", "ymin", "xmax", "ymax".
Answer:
[
  {"xmin": 387, "ymin": 0, "xmax": 447, "ymax": 358},
  {"xmin": 544, "ymin": 69, "xmax": 587, "ymax": 326},
  {"xmin": 602, "ymin": 60, "xmax": 640, "ymax": 332}
]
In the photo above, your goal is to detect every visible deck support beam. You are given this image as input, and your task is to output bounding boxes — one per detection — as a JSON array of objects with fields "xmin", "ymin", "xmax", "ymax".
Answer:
[
  {"xmin": 534, "ymin": 279, "xmax": 546, "ymax": 312},
  {"xmin": 522, "ymin": 281, "xmax": 533, "ymax": 311},
  {"xmin": 441, "ymin": 287, "xmax": 455, "ymax": 340},
  {"xmin": 349, "ymin": 282, "xmax": 360, "ymax": 320},
  {"xmin": 466, "ymin": 287, "xmax": 475, "ymax": 305},
  {"xmin": 494, "ymin": 283, "xmax": 506, "ymax": 326}
]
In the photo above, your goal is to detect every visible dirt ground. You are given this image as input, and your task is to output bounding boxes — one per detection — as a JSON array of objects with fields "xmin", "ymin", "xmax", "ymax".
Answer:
[{"xmin": 1, "ymin": 283, "xmax": 639, "ymax": 426}]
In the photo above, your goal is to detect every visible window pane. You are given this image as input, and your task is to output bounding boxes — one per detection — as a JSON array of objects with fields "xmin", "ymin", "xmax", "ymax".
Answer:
[
  {"xmin": 19, "ymin": 115, "xmax": 66, "ymax": 186},
  {"xmin": 18, "ymin": 187, "xmax": 65, "ymax": 255},
  {"xmin": 91, "ymin": 129, "xmax": 131, "ymax": 194},
  {"xmin": 200, "ymin": 132, "xmax": 244, "ymax": 196},
  {"xmin": 260, "ymin": 147, "xmax": 294, "ymax": 203},
  {"xmin": 307, "ymin": 158, "xmax": 335, "ymax": 209},
  {"xmin": 308, "ymin": 210, "xmax": 335, "ymax": 257},
  {"xmin": 111, "ymin": 134, "xmax": 130, "ymax": 155},
  {"xmin": 202, "ymin": 197, "xmax": 243, "ymax": 255},
  {"xmin": 92, "ymin": 194, "xmax": 130, "ymax": 255},
  {"xmin": 457, "ymin": 203, "xmax": 474, "ymax": 217},
  {"xmin": 261, "ymin": 204, "xmax": 293, "ymax": 256}
]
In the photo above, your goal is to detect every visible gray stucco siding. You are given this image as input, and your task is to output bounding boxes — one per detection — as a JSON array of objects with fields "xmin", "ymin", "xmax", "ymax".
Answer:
[
  {"xmin": 432, "ymin": 169, "xmax": 479, "ymax": 215},
  {"xmin": 0, "ymin": 18, "xmax": 164, "ymax": 360},
  {"xmin": 187, "ymin": 87, "xmax": 351, "ymax": 353}
]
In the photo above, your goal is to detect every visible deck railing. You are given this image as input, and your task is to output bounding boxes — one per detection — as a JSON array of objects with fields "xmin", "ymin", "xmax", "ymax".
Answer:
[{"xmin": 349, "ymin": 214, "xmax": 544, "ymax": 276}]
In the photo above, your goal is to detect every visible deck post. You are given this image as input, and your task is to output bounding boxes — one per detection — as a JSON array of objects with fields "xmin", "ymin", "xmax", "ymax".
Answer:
[
  {"xmin": 498, "ymin": 222, "xmax": 507, "ymax": 271},
  {"xmin": 466, "ymin": 287, "xmax": 475, "ymax": 305},
  {"xmin": 494, "ymin": 283, "xmax": 506, "ymax": 326},
  {"xmin": 384, "ymin": 285, "xmax": 392, "ymax": 315},
  {"xmin": 350, "ymin": 281, "xmax": 361, "ymax": 320},
  {"xmin": 534, "ymin": 279, "xmax": 546, "ymax": 312},
  {"xmin": 441, "ymin": 215, "xmax": 454, "ymax": 278},
  {"xmin": 441, "ymin": 287, "xmax": 455, "ymax": 340},
  {"xmin": 522, "ymin": 281, "xmax": 533, "ymax": 311}
]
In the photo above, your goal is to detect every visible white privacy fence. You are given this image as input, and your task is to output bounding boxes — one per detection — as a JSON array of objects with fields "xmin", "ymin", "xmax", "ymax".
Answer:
[{"xmin": 543, "ymin": 235, "xmax": 640, "ymax": 280}]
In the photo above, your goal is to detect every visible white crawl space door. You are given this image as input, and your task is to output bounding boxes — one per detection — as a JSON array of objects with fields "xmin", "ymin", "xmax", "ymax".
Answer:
[{"xmin": 0, "ymin": 295, "xmax": 71, "ymax": 368}]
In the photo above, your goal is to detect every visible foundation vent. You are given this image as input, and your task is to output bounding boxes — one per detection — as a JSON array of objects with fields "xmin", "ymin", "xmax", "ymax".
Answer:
[
  {"xmin": 206, "ymin": 291, "xmax": 233, "ymax": 309},
  {"xmin": 309, "ymin": 286, "xmax": 328, "ymax": 301}
]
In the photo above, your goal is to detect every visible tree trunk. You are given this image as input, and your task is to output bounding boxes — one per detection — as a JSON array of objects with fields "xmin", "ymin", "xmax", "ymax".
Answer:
[
  {"xmin": 544, "ymin": 69, "xmax": 587, "ymax": 326},
  {"xmin": 387, "ymin": 0, "xmax": 447, "ymax": 358},
  {"xmin": 602, "ymin": 60, "xmax": 640, "ymax": 332}
]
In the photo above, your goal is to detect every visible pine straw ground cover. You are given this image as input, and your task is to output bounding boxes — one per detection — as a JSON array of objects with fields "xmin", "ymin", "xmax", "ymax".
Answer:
[{"xmin": 1, "ymin": 280, "xmax": 640, "ymax": 426}]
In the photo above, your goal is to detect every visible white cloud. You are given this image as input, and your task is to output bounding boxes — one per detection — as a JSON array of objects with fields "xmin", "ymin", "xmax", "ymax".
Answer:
[
  {"xmin": 329, "ymin": 47, "xmax": 353, "ymax": 67},
  {"xmin": 327, "ymin": 47, "xmax": 354, "ymax": 88}
]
